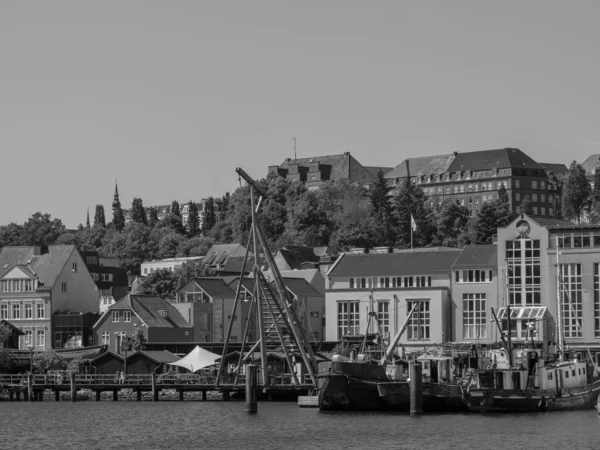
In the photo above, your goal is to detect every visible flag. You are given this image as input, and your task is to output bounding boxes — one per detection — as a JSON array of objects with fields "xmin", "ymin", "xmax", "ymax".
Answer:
[{"xmin": 411, "ymin": 214, "xmax": 417, "ymax": 231}]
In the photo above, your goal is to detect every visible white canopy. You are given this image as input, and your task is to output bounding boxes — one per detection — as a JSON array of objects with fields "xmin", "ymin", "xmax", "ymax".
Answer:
[{"xmin": 167, "ymin": 346, "xmax": 221, "ymax": 373}]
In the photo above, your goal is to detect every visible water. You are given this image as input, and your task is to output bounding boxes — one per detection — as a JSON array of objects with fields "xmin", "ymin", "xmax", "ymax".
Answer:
[{"xmin": 2, "ymin": 400, "xmax": 600, "ymax": 450}]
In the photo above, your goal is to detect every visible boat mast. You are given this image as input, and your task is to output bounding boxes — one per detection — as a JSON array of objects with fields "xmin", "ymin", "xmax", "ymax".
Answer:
[
  {"xmin": 380, "ymin": 303, "xmax": 418, "ymax": 365},
  {"xmin": 556, "ymin": 235, "xmax": 564, "ymax": 362},
  {"xmin": 505, "ymin": 263, "xmax": 513, "ymax": 367}
]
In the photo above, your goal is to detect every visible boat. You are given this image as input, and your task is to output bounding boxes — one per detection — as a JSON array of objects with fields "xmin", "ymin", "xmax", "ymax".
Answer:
[
  {"xmin": 464, "ymin": 242, "xmax": 600, "ymax": 413},
  {"xmin": 318, "ymin": 304, "xmax": 468, "ymax": 412}
]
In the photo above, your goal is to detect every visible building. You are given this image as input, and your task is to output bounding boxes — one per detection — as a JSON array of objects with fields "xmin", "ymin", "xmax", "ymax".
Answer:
[
  {"xmin": 450, "ymin": 245, "xmax": 499, "ymax": 343},
  {"xmin": 385, "ymin": 148, "xmax": 563, "ymax": 218},
  {"xmin": 140, "ymin": 256, "xmax": 203, "ymax": 277},
  {"xmin": 268, "ymin": 152, "xmax": 392, "ymax": 190},
  {"xmin": 276, "ymin": 277, "xmax": 324, "ymax": 341},
  {"xmin": 123, "ymin": 198, "xmax": 225, "ymax": 228},
  {"xmin": 93, "ymin": 294, "xmax": 192, "ymax": 353},
  {"xmin": 0, "ymin": 319, "xmax": 25, "ymax": 349},
  {"xmin": 496, "ymin": 214, "xmax": 600, "ymax": 363},
  {"xmin": 173, "ymin": 277, "xmax": 255, "ymax": 343},
  {"xmin": 202, "ymin": 244, "xmax": 254, "ymax": 275},
  {"xmin": 0, "ymin": 245, "xmax": 101, "ymax": 350},
  {"xmin": 80, "ymin": 251, "xmax": 129, "ymax": 314},
  {"xmin": 324, "ymin": 247, "xmax": 462, "ymax": 354},
  {"xmin": 53, "ymin": 312, "xmax": 100, "ymax": 348}
]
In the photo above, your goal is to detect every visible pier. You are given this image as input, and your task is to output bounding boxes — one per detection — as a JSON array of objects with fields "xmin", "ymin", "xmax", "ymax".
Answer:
[{"xmin": 0, "ymin": 373, "xmax": 316, "ymax": 402}]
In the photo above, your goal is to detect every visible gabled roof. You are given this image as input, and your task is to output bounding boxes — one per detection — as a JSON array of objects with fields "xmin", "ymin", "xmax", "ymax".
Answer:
[
  {"xmin": 364, "ymin": 166, "xmax": 394, "ymax": 178},
  {"xmin": 278, "ymin": 277, "xmax": 321, "ymax": 298},
  {"xmin": 0, "ymin": 319, "xmax": 25, "ymax": 335},
  {"xmin": 527, "ymin": 216, "xmax": 582, "ymax": 228},
  {"xmin": 277, "ymin": 153, "xmax": 379, "ymax": 185},
  {"xmin": 225, "ymin": 276, "xmax": 255, "ymax": 294},
  {"xmin": 277, "ymin": 246, "xmax": 320, "ymax": 270},
  {"xmin": 452, "ymin": 245, "xmax": 498, "ymax": 269},
  {"xmin": 580, "ymin": 154, "xmax": 600, "ymax": 175},
  {"xmin": 447, "ymin": 148, "xmax": 543, "ymax": 173},
  {"xmin": 384, "ymin": 154, "xmax": 454, "ymax": 179},
  {"xmin": 0, "ymin": 245, "xmax": 76, "ymax": 288},
  {"xmin": 129, "ymin": 350, "xmax": 180, "ymax": 364},
  {"xmin": 108, "ymin": 295, "xmax": 190, "ymax": 328},
  {"xmin": 179, "ymin": 278, "xmax": 236, "ymax": 299},
  {"xmin": 329, "ymin": 249, "xmax": 462, "ymax": 277},
  {"xmin": 539, "ymin": 162, "xmax": 569, "ymax": 176}
]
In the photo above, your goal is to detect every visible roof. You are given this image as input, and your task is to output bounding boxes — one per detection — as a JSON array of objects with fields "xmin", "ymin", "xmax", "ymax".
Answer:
[
  {"xmin": 580, "ymin": 154, "xmax": 600, "ymax": 175},
  {"xmin": 181, "ymin": 278, "xmax": 236, "ymax": 299},
  {"xmin": 131, "ymin": 350, "xmax": 180, "ymax": 364},
  {"xmin": 0, "ymin": 319, "xmax": 25, "ymax": 335},
  {"xmin": 539, "ymin": 162, "xmax": 569, "ymax": 176},
  {"xmin": 277, "ymin": 246, "xmax": 320, "ymax": 270},
  {"xmin": 527, "ymin": 216, "xmax": 581, "ymax": 227},
  {"xmin": 384, "ymin": 154, "xmax": 454, "ymax": 179},
  {"xmin": 278, "ymin": 277, "xmax": 321, "ymax": 298},
  {"xmin": 452, "ymin": 245, "xmax": 498, "ymax": 269},
  {"xmin": 109, "ymin": 295, "xmax": 191, "ymax": 328},
  {"xmin": 447, "ymin": 148, "xmax": 543, "ymax": 173},
  {"xmin": 225, "ymin": 276, "xmax": 255, "ymax": 293},
  {"xmin": 329, "ymin": 249, "xmax": 462, "ymax": 277},
  {"xmin": 364, "ymin": 166, "xmax": 394, "ymax": 178},
  {"xmin": 0, "ymin": 245, "xmax": 76, "ymax": 288}
]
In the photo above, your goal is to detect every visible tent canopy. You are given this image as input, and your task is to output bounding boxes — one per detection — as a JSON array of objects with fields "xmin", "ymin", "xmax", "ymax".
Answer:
[{"xmin": 167, "ymin": 346, "xmax": 221, "ymax": 373}]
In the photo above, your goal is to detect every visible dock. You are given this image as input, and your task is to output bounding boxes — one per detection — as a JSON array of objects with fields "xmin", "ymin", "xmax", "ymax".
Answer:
[{"xmin": 0, "ymin": 374, "xmax": 315, "ymax": 402}]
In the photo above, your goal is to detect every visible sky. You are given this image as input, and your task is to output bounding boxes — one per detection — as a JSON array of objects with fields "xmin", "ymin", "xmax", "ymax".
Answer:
[{"xmin": 1, "ymin": 1, "xmax": 600, "ymax": 228}]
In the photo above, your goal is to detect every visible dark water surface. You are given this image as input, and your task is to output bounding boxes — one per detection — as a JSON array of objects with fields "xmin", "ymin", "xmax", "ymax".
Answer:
[{"xmin": 2, "ymin": 400, "xmax": 600, "ymax": 450}]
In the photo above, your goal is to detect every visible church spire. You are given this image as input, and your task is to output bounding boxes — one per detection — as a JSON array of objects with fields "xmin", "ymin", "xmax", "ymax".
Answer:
[
  {"xmin": 86, "ymin": 207, "xmax": 90, "ymax": 228},
  {"xmin": 112, "ymin": 180, "xmax": 121, "ymax": 210}
]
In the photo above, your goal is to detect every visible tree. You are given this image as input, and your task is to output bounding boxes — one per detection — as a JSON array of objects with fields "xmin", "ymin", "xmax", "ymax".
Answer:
[
  {"xmin": 94, "ymin": 205, "xmax": 106, "ymax": 228},
  {"xmin": 32, "ymin": 350, "xmax": 64, "ymax": 373},
  {"xmin": 519, "ymin": 196, "xmax": 533, "ymax": 215},
  {"xmin": 369, "ymin": 170, "xmax": 395, "ymax": 246},
  {"xmin": 0, "ymin": 323, "xmax": 12, "ymax": 371},
  {"xmin": 137, "ymin": 268, "xmax": 178, "ymax": 299},
  {"xmin": 0, "ymin": 223, "xmax": 25, "ymax": 247},
  {"xmin": 177, "ymin": 236, "xmax": 215, "ymax": 257},
  {"xmin": 22, "ymin": 212, "xmax": 66, "ymax": 246},
  {"xmin": 129, "ymin": 329, "xmax": 147, "ymax": 351},
  {"xmin": 201, "ymin": 197, "xmax": 217, "ymax": 235},
  {"xmin": 435, "ymin": 200, "xmax": 470, "ymax": 247},
  {"xmin": 147, "ymin": 207, "xmax": 159, "ymax": 227},
  {"xmin": 187, "ymin": 201, "xmax": 200, "ymax": 237},
  {"xmin": 171, "ymin": 200, "xmax": 181, "ymax": 219},
  {"xmin": 157, "ymin": 213, "xmax": 186, "ymax": 235},
  {"xmin": 218, "ymin": 193, "xmax": 230, "ymax": 222},
  {"xmin": 562, "ymin": 161, "xmax": 591, "ymax": 224},
  {"xmin": 112, "ymin": 204, "xmax": 125, "ymax": 232},
  {"xmin": 498, "ymin": 184, "xmax": 509, "ymax": 204},
  {"xmin": 392, "ymin": 180, "xmax": 435, "ymax": 247},
  {"xmin": 469, "ymin": 194, "xmax": 513, "ymax": 244},
  {"xmin": 588, "ymin": 167, "xmax": 600, "ymax": 222},
  {"xmin": 130, "ymin": 198, "xmax": 148, "ymax": 225}
]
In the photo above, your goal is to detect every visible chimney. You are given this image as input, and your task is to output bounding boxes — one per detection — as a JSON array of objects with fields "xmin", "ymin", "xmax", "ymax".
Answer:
[
  {"xmin": 453, "ymin": 151, "xmax": 458, "ymax": 156},
  {"xmin": 33, "ymin": 245, "xmax": 48, "ymax": 255}
]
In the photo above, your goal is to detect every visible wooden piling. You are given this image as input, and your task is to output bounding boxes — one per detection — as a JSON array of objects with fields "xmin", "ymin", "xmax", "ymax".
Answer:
[
  {"xmin": 70, "ymin": 372, "xmax": 76, "ymax": 403},
  {"xmin": 223, "ymin": 390, "xmax": 230, "ymax": 401},
  {"xmin": 151, "ymin": 373, "xmax": 158, "ymax": 402},
  {"xmin": 179, "ymin": 390, "xmax": 184, "ymax": 402},
  {"xmin": 15, "ymin": 390, "xmax": 21, "ymax": 401},
  {"xmin": 113, "ymin": 390, "xmax": 118, "ymax": 401},
  {"xmin": 245, "ymin": 364, "xmax": 258, "ymax": 413},
  {"xmin": 410, "ymin": 363, "xmax": 423, "ymax": 415},
  {"xmin": 54, "ymin": 390, "xmax": 60, "ymax": 402},
  {"xmin": 27, "ymin": 374, "xmax": 33, "ymax": 402},
  {"xmin": 137, "ymin": 390, "xmax": 142, "ymax": 401},
  {"xmin": 9, "ymin": 391, "xmax": 13, "ymax": 401},
  {"xmin": 38, "ymin": 391, "xmax": 43, "ymax": 402},
  {"xmin": 202, "ymin": 390, "xmax": 207, "ymax": 401},
  {"xmin": 96, "ymin": 391, "xmax": 101, "ymax": 401}
]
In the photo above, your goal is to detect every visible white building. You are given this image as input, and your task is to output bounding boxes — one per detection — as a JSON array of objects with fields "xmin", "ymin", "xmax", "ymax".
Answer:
[{"xmin": 140, "ymin": 256, "xmax": 203, "ymax": 276}]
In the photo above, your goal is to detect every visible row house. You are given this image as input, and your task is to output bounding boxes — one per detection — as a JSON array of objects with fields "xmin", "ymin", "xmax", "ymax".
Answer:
[
  {"xmin": 325, "ymin": 248, "xmax": 462, "ymax": 354},
  {"xmin": 0, "ymin": 245, "xmax": 100, "ymax": 350},
  {"xmin": 93, "ymin": 294, "xmax": 192, "ymax": 353},
  {"xmin": 384, "ymin": 148, "xmax": 564, "ymax": 218},
  {"xmin": 80, "ymin": 251, "xmax": 129, "ymax": 314},
  {"xmin": 140, "ymin": 256, "xmax": 203, "ymax": 277}
]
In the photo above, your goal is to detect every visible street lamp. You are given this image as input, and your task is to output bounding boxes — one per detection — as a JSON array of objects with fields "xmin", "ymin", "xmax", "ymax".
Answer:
[{"xmin": 27, "ymin": 344, "xmax": 34, "ymax": 374}]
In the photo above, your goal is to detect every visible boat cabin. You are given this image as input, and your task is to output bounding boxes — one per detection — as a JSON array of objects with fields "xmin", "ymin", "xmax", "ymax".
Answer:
[
  {"xmin": 417, "ymin": 355, "xmax": 456, "ymax": 383},
  {"xmin": 497, "ymin": 306, "xmax": 555, "ymax": 352}
]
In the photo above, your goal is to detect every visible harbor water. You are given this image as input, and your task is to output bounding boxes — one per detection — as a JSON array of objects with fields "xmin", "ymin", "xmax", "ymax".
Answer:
[{"xmin": 2, "ymin": 400, "xmax": 600, "ymax": 449}]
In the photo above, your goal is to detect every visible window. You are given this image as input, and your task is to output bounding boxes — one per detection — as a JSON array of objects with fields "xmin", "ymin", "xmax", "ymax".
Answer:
[
  {"xmin": 37, "ymin": 304, "xmax": 45, "ymax": 319},
  {"xmin": 515, "ymin": 193, "xmax": 521, "ymax": 202},
  {"xmin": 541, "ymin": 194, "xmax": 546, "ymax": 203},
  {"xmin": 101, "ymin": 273, "xmax": 114, "ymax": 282},
  {"xmin": 0, "ymin": 304, "xmax": 7, "ymax": 319},
  {"xmin": 112, "ymin": 311, "xmax": 119, "ymax": 322},
  {"xmin": 561, "ymin": 263, "xmax": 582, "ymax": 338},
  {"xmin": 350, "ymin": 278, "xmax": 354, "ymax": 289},
  {"xmin": 123, "ymin": 311, "xmax": 131, "ymax": 322},
  {"xmin": 377, "ymin": 301, "xmax": 390, "ymax": 335},
  {"xmin": 515, "ymin": 180, "xmax": 520, "ymax": 188},
  {"xmin": 463, "ymin": 293, "xmax": 487, "ymax": 339},
  {"xmin": 0, "ymin": 280, "xmax": 7, "ymax": 292},
  {"xmin": 407, "ymin": 300, "xmax": 430, "ymax": 340},
  {"xmin": 549, "ymin": 208, "xmax": 554, "ymax": 216},
  {"xmin": 24, "ymin": 280, "xmax": 33, "ymax": 292},
  {"xmin": 144, "ymin": 268, "xmax": 148, "ymax": 275},
  {"xmin": 541, "ymin": 207, "xmax": 545, "ymax": 215},
  {"xmin": 61, "ymin": 282, "xmax": 67, "ymax": 293},
  {"xmin": 532, "ymin": 194, "xmax": 538, "ymax": 202},
  {"xmin": 24, "ymin": 329, "xmax": 32, "ymax": 347},
  {"xmin": 506, "ymin": 239, "xmax": 541, "ymax": 306},
  {"xmin": 72, "ymin": 262, "xmax": 78, "ymax": 272},
  {"xmin": 102, "ymin": 331, "xmax": 110, "ymax": 345},
  {"xmin": 532, "ymin": 180, "xmax": 538, "ymax": 189},
  {"xmin": 25, "ymin": 304, "xmax": 32, "ymax": 319},
  {"xmin": 456, "ymin": 270, "xmax": 493, "ymax": 283},
  {"xmin": 337, "ymin": 301, "xmax": 360, "ymax": 339},
  {"xmin": 12, "ymin": 304, "xmax": 20, "ymax": 319},
  {"xmin": 310, "ymin": 311, "xmax": 320, "ymax": 318},
  {"xmin": 37, "ymin": 330, "xmax": 45, "ymax": 350},
  {"xmin": 541, "ymin": 181, "xmax": 545, "ymax": 189},
  {"xmin": 532, "ymin": 206, "xmax": 538, "ymax": 215},
  {"xmin": 548, "ymin": 195, "xmax": 554, "ymax": 203}
]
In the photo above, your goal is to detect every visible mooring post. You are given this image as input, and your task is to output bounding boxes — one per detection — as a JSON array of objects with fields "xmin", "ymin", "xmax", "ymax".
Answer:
[
  {"xmin": 54, "ymin": 389, "xmax": 60, "ymax": 402},
  {"xmin": 70, "ymin": 372, "xmax": 76, "ymax": 402},
  {"xmin": 179, "ymin": 390, "xmax": 184, "ymax": 402},
  {"xmin": 113, "ymin": 390, "xmax": 118, "ymax": 401},
  {"xmin": 151, "ymin": 373, "xmax": 158, "ymax": 401},
  {"xmin": 96, "ymin": 390, "xmax": 101, "ymax": 401},
  {"xmin": 410, "ymin": 362, "xmax": 423, "ymax": 416},
  {"xmin": 246, "ymin": 364, "xmax": 258, "ymax": 413},
  {"xmin": 137, "ymin": 390, "xmax": 142, "ymax": 401},
  {"xmin": 38, "ymin": 391, "xmax": 43, "ymax": 402},
  {"xmin": 202, "ymin": 390, "xmax": 207, "ymax": 401},
  {"xmin": 9, "ymin": 391, "xmax": 13, "ymax": 402},
  {"xmin": 27, "ymin": 374, "xmax": 33, "ymax": 402}
]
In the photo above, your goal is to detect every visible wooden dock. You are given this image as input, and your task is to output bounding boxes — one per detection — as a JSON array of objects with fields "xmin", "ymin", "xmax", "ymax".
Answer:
[{"xmin": 0, "ymin": 374, "xmax": 315, "ymax": 402}]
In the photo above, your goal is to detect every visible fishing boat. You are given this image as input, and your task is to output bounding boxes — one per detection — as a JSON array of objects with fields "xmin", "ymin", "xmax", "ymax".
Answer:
[{"xmin": 464, "ymin": 240, "xmax": 600, "ymax": 413}]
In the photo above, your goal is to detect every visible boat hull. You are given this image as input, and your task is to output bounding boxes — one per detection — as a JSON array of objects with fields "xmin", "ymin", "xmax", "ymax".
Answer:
[
  {"xmin": 377, "ymin": 382, "xmax": 467, "ymax": 412},
  {"xmin": 465, "ymin": 379, "xmax": 600, "ymax": 412}
]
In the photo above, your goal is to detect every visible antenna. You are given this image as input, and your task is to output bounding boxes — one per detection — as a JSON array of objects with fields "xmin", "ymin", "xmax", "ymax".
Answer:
[{"xmin": 293, "ymin": 137, "xmax": 297, "ymax": 160}]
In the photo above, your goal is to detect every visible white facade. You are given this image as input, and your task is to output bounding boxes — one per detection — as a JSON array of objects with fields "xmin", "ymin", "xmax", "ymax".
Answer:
[{"xmin": 141, "ymin": 257, "xmax": 203, "ymax": 276}]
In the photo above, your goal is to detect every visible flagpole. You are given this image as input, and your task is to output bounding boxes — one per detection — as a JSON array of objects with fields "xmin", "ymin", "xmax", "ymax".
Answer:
[{"xmin": 410, "ymin": 214, "xmax": 413, "ymax": 251}]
